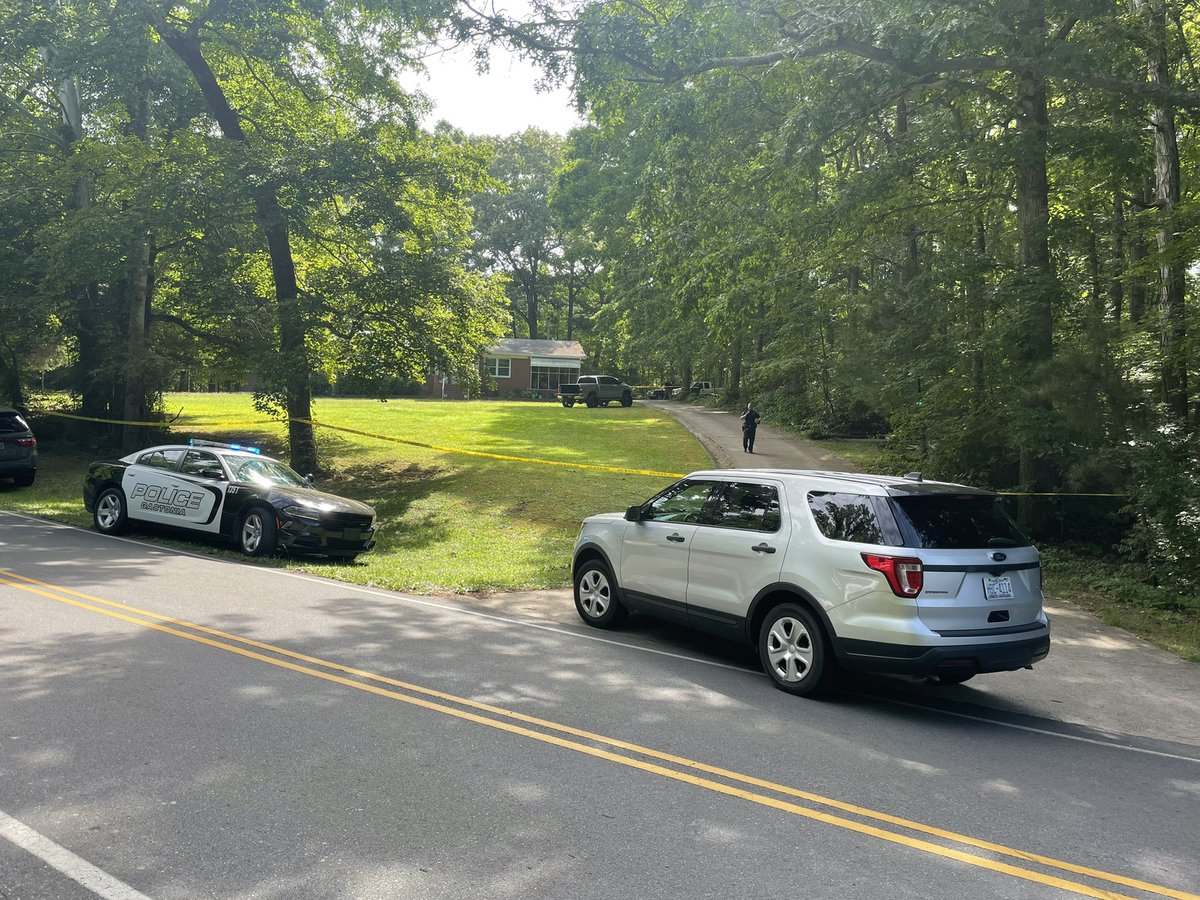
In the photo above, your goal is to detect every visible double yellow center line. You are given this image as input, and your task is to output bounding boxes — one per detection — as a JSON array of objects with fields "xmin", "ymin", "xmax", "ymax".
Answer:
[{"xmin": 0, "ymin": 567, "xmax": 1191, "ymax": 900}]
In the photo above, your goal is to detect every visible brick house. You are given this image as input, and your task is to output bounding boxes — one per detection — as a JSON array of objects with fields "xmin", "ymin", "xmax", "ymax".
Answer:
[{"xmin": 426, "ymin": 338, "xmax": 587, "ymax": 399}]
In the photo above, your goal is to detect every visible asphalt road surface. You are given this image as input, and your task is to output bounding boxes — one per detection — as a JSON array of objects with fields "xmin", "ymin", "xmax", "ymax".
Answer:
[
  {"xmin": 641, "ymin": 399, "xmax": 859, "ymax": 471},
  {"xmin": 2, "ymin": 512, "xmax": 1198, "ymax": 900}
]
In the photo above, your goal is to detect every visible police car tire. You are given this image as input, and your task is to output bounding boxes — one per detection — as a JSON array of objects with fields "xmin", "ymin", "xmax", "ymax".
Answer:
[
  {"xmin": 239, "ymin": 507, "xmax": 278, "ymax": 557},
  {"xmin": 93, "ymin": 487, "xmax": 129, "ymax": 535}
]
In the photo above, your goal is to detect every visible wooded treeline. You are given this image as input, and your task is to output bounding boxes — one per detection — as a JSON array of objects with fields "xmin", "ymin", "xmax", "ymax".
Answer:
[
  {"xmin": 455, "ymin": 0, "xmax": 1200, "ymax": 583},
  {"xmin": 0, "ymin": 0, "xmax": 510, "ymax": 472}
]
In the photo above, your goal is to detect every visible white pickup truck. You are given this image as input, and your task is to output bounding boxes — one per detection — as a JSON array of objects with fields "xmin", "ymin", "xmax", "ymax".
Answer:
[
  {"xmin": 671, "ymin": 381, "xmax": 716, "ymax": 399},
  {"xmin": 557, "ymin": 375, "xmax": 634, "ymax": 408}
]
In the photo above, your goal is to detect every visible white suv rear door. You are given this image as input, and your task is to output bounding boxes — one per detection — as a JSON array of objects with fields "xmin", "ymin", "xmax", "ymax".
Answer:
[{"xmin": 686, "ymin": 479, "xmax": 787, "ymax": 632}]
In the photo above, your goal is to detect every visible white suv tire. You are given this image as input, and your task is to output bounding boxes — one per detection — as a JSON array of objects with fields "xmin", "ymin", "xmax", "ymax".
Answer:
[
  {"xmin": 758, "ymin": 603, "xmax": 840, "ymax": 696},
  {"xmin": 574, "ymin": 558, "xmax": 627, "ymax": 628}
]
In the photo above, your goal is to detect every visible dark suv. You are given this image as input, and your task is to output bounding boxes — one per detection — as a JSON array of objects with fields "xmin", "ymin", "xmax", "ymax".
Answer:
[{"xmin": 0, "ymin": 407, "xmax": 37, "ymax": 487}]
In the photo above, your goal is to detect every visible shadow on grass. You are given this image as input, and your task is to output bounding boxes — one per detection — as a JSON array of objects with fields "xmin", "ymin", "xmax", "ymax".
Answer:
[{"xmin": 329, "ymin": 460, "xmax": 451, "ymax": 553}]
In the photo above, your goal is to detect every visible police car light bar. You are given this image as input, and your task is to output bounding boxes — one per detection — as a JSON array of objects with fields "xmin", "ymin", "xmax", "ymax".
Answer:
[{"xmin": 189, "ymin": 438, "xmax": 262, "ymax": 454}]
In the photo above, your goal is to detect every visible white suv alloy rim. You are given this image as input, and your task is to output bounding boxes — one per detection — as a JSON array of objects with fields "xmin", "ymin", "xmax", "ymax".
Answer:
[
  {"xmin": 578, "ymin": 569, "xmax": 611, "ymax": 618},
  {"xmin": 766, "ymin": 615, "xmax": 814, "ymax": 683},
  {"xmin": 97, "ymin": 493, "xmax": 121, "ymax": 529}
]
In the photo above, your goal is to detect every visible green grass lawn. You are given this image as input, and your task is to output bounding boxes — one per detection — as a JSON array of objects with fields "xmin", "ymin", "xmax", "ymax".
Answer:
[{"xmin": 1, "ymin": 394, "xmax": 710, "ymax": 593}]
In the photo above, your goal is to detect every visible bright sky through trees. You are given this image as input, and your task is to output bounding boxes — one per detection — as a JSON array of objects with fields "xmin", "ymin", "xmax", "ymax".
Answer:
[{"xmin": 410, "ymin": 40, "xmax": 581, "ymax": 136}]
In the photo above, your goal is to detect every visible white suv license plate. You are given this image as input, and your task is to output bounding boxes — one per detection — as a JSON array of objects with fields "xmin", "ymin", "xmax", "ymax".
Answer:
[{"xmin": 984, "ymin": 575, "xmax": 1015, "ymax": 601}]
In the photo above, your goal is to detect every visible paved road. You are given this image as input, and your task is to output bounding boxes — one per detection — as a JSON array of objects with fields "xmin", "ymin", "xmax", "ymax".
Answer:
[
  {"xmin": 642, "ymin": 399, "xmax": 858, "ymax": 471},
  {"xmin": 2, "ymin": 512, "xmax": 1199, "ymax": 899},
  {"xmin": 613, "ymin": 399, "xmax": 1200, "ymax": 747}
]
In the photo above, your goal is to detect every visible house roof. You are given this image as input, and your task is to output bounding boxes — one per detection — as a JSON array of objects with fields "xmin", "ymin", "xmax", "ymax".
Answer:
[{"xmin": 489, "ymin": 339, "xmax": 586, "ymax": 360}]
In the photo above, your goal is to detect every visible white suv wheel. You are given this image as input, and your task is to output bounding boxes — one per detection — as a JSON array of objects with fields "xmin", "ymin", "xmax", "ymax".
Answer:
[
  {"xmin": 766, "ymin": 615, "xmax": 815, "ymax": 683},
  {"xmin": 758, "ymin": 603, "xmax": 837, "ymax": 696},
  {"xmin": 573, "ymin": 559, "xmax": 627, "ymax": 628},
  {"xmin": 579, "ymin": 569, "xmax": 610, "ymax": 617}
]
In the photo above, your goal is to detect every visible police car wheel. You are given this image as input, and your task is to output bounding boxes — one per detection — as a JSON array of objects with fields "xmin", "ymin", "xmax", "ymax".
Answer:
[
  {"xmin": 239, "ymin": 507, "xmax": 278, "ymax": 557},
  {"xmin": 94, "ymin": 487, "xmax": 129, "ymax": 535}
]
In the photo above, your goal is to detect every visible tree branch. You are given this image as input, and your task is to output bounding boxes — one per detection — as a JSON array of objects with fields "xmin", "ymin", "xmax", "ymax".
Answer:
[{"xmin": 150, "ymin": 312, "xmax": 244, "ymax": 349}]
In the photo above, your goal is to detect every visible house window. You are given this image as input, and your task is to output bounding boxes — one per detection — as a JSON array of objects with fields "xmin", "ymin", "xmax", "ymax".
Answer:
[
  {"xmin": 530, "ymin": 366, "xmax": 579, "ymax": 390},
  {"xmin": 486, "ymin": 358, "xmax": 511, "ymax": 379}
]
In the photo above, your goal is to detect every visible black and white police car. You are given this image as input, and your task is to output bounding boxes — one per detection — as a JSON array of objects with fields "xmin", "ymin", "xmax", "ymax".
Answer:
[{"xmin": 83, "ymin": 440, "xmax": 378, "ymax": 560}]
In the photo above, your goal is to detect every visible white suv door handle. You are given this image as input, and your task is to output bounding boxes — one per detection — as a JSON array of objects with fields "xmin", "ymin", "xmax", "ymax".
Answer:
[
  {"xmin": 752, "ymin": 542, "xmax": 776, "ymax": 554},
  {"xmin": 666, "ymin": 533, "xmax": 686, "ymax": 543}
]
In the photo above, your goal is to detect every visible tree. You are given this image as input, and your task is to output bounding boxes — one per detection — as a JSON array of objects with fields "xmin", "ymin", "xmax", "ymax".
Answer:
[
  {"xmin": 470, "ymin": 128, "xmax": 568, "ymax": 340},
  {"xmin": 2, "ymin": 0, "xmax": 507, "ymax": 465}
]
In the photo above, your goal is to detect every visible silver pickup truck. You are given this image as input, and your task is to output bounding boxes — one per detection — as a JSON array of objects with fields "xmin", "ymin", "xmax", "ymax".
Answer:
[{"xmin": 557, "ymin": 375, "xmax": 634, "ymax": 408}]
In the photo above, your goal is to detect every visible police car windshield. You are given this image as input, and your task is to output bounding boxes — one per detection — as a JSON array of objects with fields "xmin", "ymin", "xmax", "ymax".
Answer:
[{"xmin": 226, "ymin": 456, "xmax": 306, "ymax": 488}]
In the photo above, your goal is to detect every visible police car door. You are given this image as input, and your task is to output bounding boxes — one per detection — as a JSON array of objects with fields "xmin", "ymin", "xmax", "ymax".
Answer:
[
  {"xmin": 121, "ymin": 448, "xmax": 222, "ymax": 532},
  {"xmin": 172, "ymin": 449, "xmax": 230, "ymax": 533}
]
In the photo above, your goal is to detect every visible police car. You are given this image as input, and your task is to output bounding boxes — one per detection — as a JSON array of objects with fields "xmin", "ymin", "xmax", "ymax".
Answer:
[{"xmin": 83, "ymin": 440, "xmax": 378, "ymax": 560}]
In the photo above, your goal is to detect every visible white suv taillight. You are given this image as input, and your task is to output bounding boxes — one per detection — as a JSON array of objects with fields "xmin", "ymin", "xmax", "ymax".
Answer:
[{"xmin": 862, "ymin": 553, "xmax": 924, "ymax": 597}]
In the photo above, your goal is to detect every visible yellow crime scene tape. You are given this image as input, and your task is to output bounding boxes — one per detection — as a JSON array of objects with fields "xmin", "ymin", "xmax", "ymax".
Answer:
[
  {"xmin": 290, "ymin": 417, "xmax": 686, "ymax": 479},
  {"xmin": 996, "ymin": 491, "xmax": 1127, "ymax": 498},
  {"xmin": 40, "ymin": 409, "xmax": 685, "ymax": 480},
  {"xmin": 36, "ymin": 409, "xmax": 1128, "ymax": 494},
  {"xmin": 43, "ymin": 410, "xmax": 274, "ymax": 428}
]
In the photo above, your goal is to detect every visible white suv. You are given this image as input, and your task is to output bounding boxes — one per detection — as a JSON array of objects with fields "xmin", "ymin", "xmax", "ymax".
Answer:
[{"xmin": 572, "ymin": 469, "xmax": 1050, "ymax": 696}]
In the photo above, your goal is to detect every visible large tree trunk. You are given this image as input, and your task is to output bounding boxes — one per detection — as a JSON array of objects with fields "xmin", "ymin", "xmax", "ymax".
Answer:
[
  {"xmin": 526, "ymin": 287, "xmax": 539, "ymax": 340},
  {"xmin": 0, "ymin": 336, "xmax": 24, "ymax": 407},
  {"xmin": 566, "ymin": 274, "xmax": 576, "ymax": 341},
  {"xmin": 968, "ymin": 215, "xmax": 988, "ymax": 406},
  {"xmin": 158, "ymin": 24, "xmax": 317, "ymax": 471},
  {"xmin": 525, "ymin": 271, "xmax": 539, "ymax": 340},
  {"xmin": 1109, "ymin": 179, "xmax": 1125, "ymax": 322},
  {"xmin": 1138, "ymin": 0, "xmax": 1188, "ymax": 422},
  {"xmin": 1011, "ymin": 1, "xmax": 1057, "ymax": 521},
  {"xmin": 896, "ymin": 99, "xmax": 920, "ymax": 280},
  {"xmin": 121, "ymin": 234, "xmax": 153, "ymax": 450},
  {"xmin": 121, "ymin": 64, "xmax": 154, "ymax": 451},
  {"xmin": 44, "ymin": 48, "xmax": 109, "ymax": 424},
  {"xmin": 1128, "ymin": 178, "xmax": 1151, "ymax": 324},
  {"xmin": 729, "ymin": 329, "xmax": 743, "ymax": 396}
]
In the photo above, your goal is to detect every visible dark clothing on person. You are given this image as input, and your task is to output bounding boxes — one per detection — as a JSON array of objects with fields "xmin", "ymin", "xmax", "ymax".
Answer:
[{"xmin": 741, "ymin": 408, "xmax": 761, "ymax": 453}]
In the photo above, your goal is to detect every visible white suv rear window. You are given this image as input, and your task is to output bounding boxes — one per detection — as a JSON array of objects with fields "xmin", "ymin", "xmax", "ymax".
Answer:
[{"xmin": 890, "ymin": 495, "xmax": 1029, "ymax": 549}]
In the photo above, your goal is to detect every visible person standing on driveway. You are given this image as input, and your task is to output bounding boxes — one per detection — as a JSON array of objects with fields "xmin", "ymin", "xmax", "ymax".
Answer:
[{"xmin": 741, "ymin": 402, "xmax": 762, "ymax": 453}]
